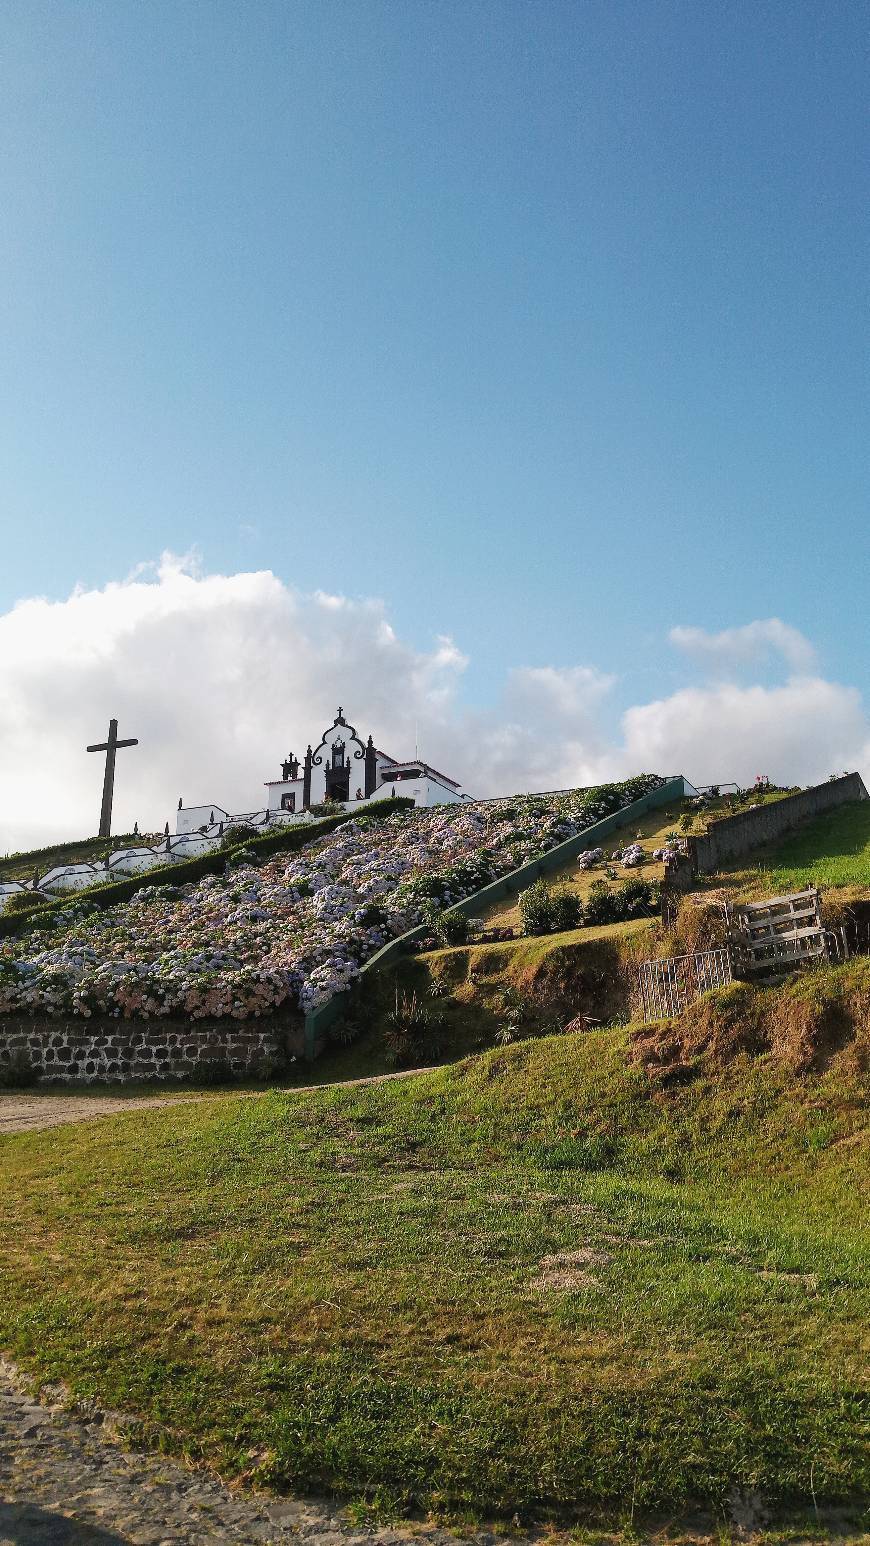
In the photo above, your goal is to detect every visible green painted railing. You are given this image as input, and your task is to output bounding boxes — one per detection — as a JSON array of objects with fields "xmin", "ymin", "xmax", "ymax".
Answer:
[{"xmin": 303, "ymin": 776, "xmax": 688, "ymax": 1057}]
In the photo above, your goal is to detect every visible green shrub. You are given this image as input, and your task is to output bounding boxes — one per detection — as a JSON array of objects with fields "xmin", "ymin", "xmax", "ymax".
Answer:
[
  {"xmin": 585, "ymin": 876, "xmax": 657, "ymax": 926},
  {"xmin": 549, "ymin": 885, "xmax": 583, "ymax": 932},
  {"xmin": 518, "ymin": 879, "xmax": 582, "ymax": 935},
  {"xmin": 328, "ymin": 1016, "xmax": 362, "ymax": 1048},
  {"xmin": 618, "ymin": 877, "xmax": 657, "ymax": 918},
  {"xmin": 2, "ymin": 891, "xmax": 45, "ymax": 915},
  {"xmin": 220, "ymin": 823, "xmax": 259, "ymax": 849},
  {"xmin": 383, "ymin": 989, "xmax": 443, "ymax": 1067},
  {"xmin": 584, "ymin": 879, "xmax": 617, "ymax": 926},
  {"xmin": 434, "ymin": 908, "xmax": 469, "ymax": 946},
  {"xmin": 354, "ymin": 797, "xmax": 416, "ymax": 819},
  {"xmin": 518, "ymin": 878, "xmax": 554, "ymax": 935}
]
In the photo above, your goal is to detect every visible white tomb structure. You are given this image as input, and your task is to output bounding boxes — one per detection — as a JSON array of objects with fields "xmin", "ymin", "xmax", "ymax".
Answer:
[{"xmin": 176, "ymin": 707, "xmax": 467, "ymax": 837}]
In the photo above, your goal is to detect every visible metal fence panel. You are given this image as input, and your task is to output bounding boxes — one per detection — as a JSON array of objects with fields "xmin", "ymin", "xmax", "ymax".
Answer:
[{"xmin": 638, "ymin": 946, "xmax": 733, "ymax": 1021}]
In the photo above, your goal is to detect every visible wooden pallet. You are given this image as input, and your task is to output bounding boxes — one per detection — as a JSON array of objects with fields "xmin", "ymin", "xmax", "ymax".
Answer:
[{"xmin": 730, "ymin": 889, "xmax": 828, "ymax": 982}]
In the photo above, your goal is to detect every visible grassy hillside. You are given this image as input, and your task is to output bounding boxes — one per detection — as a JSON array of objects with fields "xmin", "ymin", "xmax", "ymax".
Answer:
[
  {"xmin": 325, "ymin": 921, "xmax": 655, "ymax": 1078},
  {"xmin": 1, "ymin": 965, "xmax": 867, "ymax": 1525},
  {"xmin": 476, "ymin": 789, "xmax": 793, "ymax": 932},
  {"xmin": 713, "ymin": 799, "xmax": 870, "ymax": 899},
  {"xmin": 0, "ymin": 832, "xmax": 147, "ymax": 884},
  {"xmin": 478, "ymin": 803, "xmax": 683, "ymax": 930}
]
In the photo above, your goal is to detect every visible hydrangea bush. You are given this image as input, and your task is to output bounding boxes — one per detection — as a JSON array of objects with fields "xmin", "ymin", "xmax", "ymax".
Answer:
[{"xmin": 0, "ymin": 776, "xmax": 664, "ymax": 1022}]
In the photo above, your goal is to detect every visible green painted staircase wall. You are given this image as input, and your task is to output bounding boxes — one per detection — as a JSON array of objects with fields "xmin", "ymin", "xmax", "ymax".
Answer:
[{"xmin": 304, "ymin": 775, "xmax": 689, "ymax": 1057}]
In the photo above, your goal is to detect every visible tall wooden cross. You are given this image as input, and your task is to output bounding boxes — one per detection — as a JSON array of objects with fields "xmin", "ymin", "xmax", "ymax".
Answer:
[{"xmin": 87, "ymin": 718, "xmax": 139, "ymax": 838}]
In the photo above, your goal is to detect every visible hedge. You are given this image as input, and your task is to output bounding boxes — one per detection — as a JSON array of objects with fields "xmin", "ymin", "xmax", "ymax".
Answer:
[{"xmin": 0, "ymin": 797, "xmax": 417, "ymax": 939}]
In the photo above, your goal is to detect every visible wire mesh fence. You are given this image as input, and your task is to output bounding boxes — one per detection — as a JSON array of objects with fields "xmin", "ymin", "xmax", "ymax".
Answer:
[{"xmin": 637, "ymin": 946, "xmax": 734, "ymax": 1022}]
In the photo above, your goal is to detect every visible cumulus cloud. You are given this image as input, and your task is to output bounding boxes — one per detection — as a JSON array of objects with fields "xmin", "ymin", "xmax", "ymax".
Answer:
[
  {"xmin": 0, "ymin": 555, "xmax": 468, "ymax": 851},
  {"xmin": 0, "ymin": 562, "xmax": 867, "ymax": 853},
  {"xmin": 621, "ymin": 678, "xmax": 870, "ymax": 790},
  {"xmin": 669, "ymin": 618, "xmax": 817, "ymax": 674},
  {"xmin": 439, "ymin": 665, "xmax": 619, "ymax": 798}
]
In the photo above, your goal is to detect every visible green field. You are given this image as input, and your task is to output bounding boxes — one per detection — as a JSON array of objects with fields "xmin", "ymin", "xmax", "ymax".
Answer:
[
  {"xmin": 1, "ymin": 966, "xmax": 867, "ymax": 1529},
  {"xmin": 719, "ymin": 799, "xmax": 870, "ymax": 897}
]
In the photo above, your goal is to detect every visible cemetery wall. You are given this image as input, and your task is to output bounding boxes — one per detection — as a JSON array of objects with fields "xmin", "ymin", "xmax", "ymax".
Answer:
[{"xmin": 0, "ymin": 1014, "xmax": 303, "ymax": 1085}]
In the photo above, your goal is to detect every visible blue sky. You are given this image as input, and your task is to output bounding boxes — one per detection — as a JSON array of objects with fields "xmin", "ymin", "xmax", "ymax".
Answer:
[{"xmin": 0, "ymin": 1, "xmax": 868, "ymax": 841}]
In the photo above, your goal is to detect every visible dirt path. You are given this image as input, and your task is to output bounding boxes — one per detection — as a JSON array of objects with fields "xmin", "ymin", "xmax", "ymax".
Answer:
[
  {"xmin": 0, "ymin": 1093, "xmax": 201, "ymax": 1136},
  {"xmin": 0, "ymin": 1069, "xmax": 436, "ymax": 1136}
]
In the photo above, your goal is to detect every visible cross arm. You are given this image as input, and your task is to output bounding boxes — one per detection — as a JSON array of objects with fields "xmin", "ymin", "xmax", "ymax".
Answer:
[
  {"xmin": 116, "ymin": 738, "xmax": 139, "ymax": 748},
  {"xmin": 87, "ymin": 742, "xmax": 109, "ymax": 753}
]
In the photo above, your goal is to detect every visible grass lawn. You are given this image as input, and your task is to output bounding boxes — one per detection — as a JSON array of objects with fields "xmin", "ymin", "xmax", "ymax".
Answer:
[
  {"xmin": 1, "ymin": 1001, "xmax": 867, "ymax": 1527},
  {"xmin": 712, "ymin": 800, "xmax": 870, "ymax": 899}
]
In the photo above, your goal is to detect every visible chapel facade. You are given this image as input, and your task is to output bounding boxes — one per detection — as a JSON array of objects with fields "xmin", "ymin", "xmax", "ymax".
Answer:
[
  {"xmin": 264, "ymin": 707, "xmax": 465, "ymax": 813},
  {"xmin": 175, "ymin": 706, "xmax": 466, "ymax": 836}
]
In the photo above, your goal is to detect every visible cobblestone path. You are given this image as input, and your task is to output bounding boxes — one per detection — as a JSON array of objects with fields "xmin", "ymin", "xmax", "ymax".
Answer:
[
  {"xmin": 0, "ymin": 1360, "xmax": 488, "ymax": 1546},
  {"xmin": 1, "ymin": 1358, "xmax": 861, "ymax": 1545}
]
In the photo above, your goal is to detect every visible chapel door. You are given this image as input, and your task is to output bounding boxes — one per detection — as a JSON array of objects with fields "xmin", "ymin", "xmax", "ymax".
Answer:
[{"xmin": 326, "ymin": 742, "xmax": 350, "ymax": 803}]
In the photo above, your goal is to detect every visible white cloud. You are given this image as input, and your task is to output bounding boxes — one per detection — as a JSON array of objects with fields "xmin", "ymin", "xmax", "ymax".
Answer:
[
  {"xmin": 669, "ymin": 618, "xmax": 817, "ymax": 674},
  {"xmin": 0, "ymin": 555, "xmax": 468, "ymax": 852},
  {"xmin": 621, "ymin": 678, "xmax": 870, "ymax": 789},
  {"xmin": 439, "ymin": 665, "xmax": 619, "ymax": 797},
  {"xmin": 0, "ymin": 563, "xmax": 866, "ymax": 853}
]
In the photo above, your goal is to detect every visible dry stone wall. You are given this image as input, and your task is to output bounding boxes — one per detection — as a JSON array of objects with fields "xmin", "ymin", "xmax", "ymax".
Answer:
[{"xmin": 0, "ymin": 1014, "xmax": 302, "ymax": 1085}]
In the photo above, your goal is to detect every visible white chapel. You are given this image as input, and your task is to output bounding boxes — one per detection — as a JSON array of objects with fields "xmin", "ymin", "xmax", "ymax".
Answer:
[{"xmin": 176, "ymin": 707, "xmax": 467, "ymax": 836}]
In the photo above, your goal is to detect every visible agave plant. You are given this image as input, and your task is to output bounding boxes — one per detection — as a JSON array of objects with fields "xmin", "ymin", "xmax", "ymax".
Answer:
[{"xmin": 383, "ymin": 988, "xmax": 443, "ymax": 1067}]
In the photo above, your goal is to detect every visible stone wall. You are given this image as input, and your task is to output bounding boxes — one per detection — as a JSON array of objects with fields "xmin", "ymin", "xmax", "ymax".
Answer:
[
  {"xmin": 688, "ymin": 772, "xmax": 868, "ymax": 876},
  {"xmin": 0, "ymin": 1014, "xmax": 304, "ymax": 1085}
]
